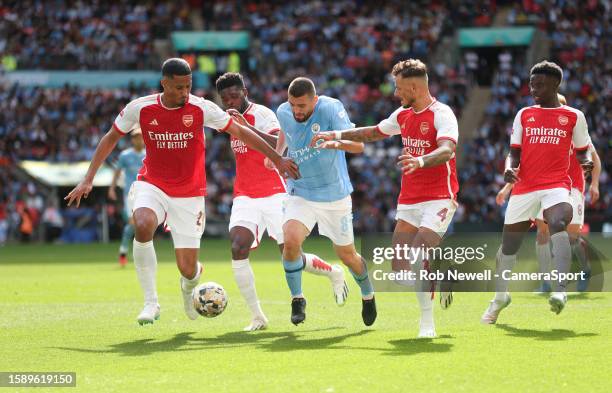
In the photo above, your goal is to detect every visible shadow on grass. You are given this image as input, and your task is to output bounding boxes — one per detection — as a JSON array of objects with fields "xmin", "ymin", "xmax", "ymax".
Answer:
[
  {"xmin": 495, "ymin": 324, "xmax": 598, "ymax": 341},
  {"xmin": 53, "ymin": 327, "xmax": 377, "ymax": 357},
  {"xmin": 567, "ymin": 292, "xmax": 604, "ymax": 301}
]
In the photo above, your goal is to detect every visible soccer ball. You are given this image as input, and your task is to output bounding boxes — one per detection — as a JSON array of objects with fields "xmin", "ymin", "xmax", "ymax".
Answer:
[{"xmin": 192, "ymin": 282, "xmax": 228, "ymax": 318}]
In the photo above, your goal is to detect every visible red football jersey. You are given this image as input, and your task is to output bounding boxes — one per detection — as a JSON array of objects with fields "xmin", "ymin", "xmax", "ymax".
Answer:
[
  {"xmin": 510, "ymin": 105, "xmax": 590, "ymax": 195},
  {"xmin": 376, "ymin": 99, "xmax": 459, "ymax": 205},
  {"xmin": 113, "ymin": 94, "xmax": 232, "ymax": 197},
  {"xmin": 567, "ymin": 146, "xmax": 585, "ymax": 193},
  {"xmin": 227, "ymin": 103, "xmax": 286, "ymax": 198}
]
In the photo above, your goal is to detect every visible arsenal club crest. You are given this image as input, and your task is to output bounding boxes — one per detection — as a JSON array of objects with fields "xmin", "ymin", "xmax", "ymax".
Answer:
[
  {"xmin": 420, "ymin": 122, "xmax": 430, "ymax": 135},
  {"xmin": 558, "ymin": 115, "xmax": 568, "ymax": 126},
  {"xmin": 183, "ymin": 114, "xmax": 193, "ymax": 127}
]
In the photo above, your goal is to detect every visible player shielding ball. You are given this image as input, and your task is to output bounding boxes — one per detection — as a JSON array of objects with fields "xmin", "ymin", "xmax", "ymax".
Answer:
[
  {"xmin": 312, "ymin": 59, "xmax": 459, "ymax": 338},
  {"xmin": 215, "ymin": 72, "xmax": 348, "ymax": 331},
  {"xmin": 268, "ymin": 77, "xmax": 377, "ymax": 326},
  {"xmin": 65, "ymin": 58, "xmax": 299, "ymax": 325},
  {"xmin": 482, "ymin": 61, "xmax": 593, "ymax": 324},
  {"xmin": 108, "ymin": 129, "xmax": 145, "ymax": 267}
]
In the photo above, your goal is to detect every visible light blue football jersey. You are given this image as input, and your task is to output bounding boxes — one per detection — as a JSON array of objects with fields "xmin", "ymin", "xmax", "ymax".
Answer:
[
  {"xmin": 117, "ymin": 148, "xmax": 145, "ymax": 191},
  {"xmin": 276, "ymin": 95, "xmax": 354, "ymax": 202}
]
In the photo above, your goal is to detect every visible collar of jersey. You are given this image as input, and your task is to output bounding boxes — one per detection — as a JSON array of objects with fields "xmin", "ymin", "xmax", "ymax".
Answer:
[
  {"xmin": 157, "ymin": 94, "xmax": 189, "ymax": 110},
  {"xmin": 411, "ymin": 97, "xmax": 437, "ymax": 114}
]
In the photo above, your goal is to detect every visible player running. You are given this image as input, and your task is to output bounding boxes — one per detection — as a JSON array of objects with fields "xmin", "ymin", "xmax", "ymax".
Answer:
[
  {"xmin": 312, "ymin": 59, "xmax": 459, "ymax": 338},
  {"xmin": 215, "ymin": 72, "xmax": 348, "ymax": 331},
  {"xmin": 268, "ymin": 77, "xmax": 377, "ymax": 326},
  {"xmin": 108, "ymin": 129, "xmax": 145, "ymax": 267},
  {"xmin": 65, "ymin": 58, "xmax": 299, "ymax": 325},
  {"xmin": 481, "ymin": 61, "xmax": 593, "ymax": 323},
  {"xmin": 496, "ymin": 95, "xmax": 601, "ymax": 293}
]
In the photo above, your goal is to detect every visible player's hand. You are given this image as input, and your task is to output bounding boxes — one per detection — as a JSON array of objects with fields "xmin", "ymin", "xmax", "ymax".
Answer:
[
  {"xmin": 65, "ymin": 179, "xmax": 93, "ymax": 207},
  {"xmin": 495, "ymin": 189, "xmax": 509, "ymax": 206},
  {"xmin": 589, "ymin": 183, "xmax": 600, "ymax": 204},
  {"xmin": 309, "ymin": 132, "xmax": 335, "ymax": 147},
  {"xmin": 316, "ymin": 140, "xmax": 342, "ymax": 150},
  {"xmin": 227, "ymin": 109, "xmax": 248, "ymax": 126},
  {"xmin": 503, "ymin": 167, "xmax": 520, "ymax": 184},
  {"xmin": 274, "ymin": 157, "xmax": 300, "ymax": 179},
  {"xmin": 580, "ymin": 160, "xmax": 594, "ymax": 177},
  {"xmin": 107, "ymin": 187, "xmax": 117, "ymax": 201},
  {"xmin": 397, "ymin": 149, "xmax": 421, "ymax": 174}
]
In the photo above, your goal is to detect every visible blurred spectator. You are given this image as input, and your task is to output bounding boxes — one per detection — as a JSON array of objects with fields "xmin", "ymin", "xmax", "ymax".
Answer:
[{"xmin": 1, "ymin": 1, "xmax": 193, "ymax": 70}]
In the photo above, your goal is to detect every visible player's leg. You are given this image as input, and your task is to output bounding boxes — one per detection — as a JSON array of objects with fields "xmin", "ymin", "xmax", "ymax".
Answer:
[
  {"xmin": 542, "ymin": 188, "xmax": 573, "ymax": 314},
  {"xmin": 482, "ymin": 191, "xmax": 537, "ymax": 324},
  {"xmin": 281, "ymin": 196, "xmax": 317, "ymax": 325},
  {"xmin": 119, "ymin": 184, "xmax": 137, "ymax": 267},
  {"xmin": 407, "ymin": 200, "xmax": 456, "ymax": 337},
  {"xmin": 266, "ymin": 194, "xmax": 346, "ymax": 305},
  {"xmin": 534, "ymin": 219, "xmax": 552, "ymax": 293},
  {"xmin": 166, "ymin": 196, "xmax": 206, "ymax": 320},
  {"xmin": 230, "ymin": 225, "xmax": 268, "ymax": 331},
  {"xmin": 391, "ymin": 216, "xmax": 419, "ymax": 286},
  {"xmin": 119, "ymin": 217, "xmax": 134, "ymax": 267},
  {"xmin": 131, "ymin": 181, "xmax": 166, "ymax": 325},
  {"xmin": 316, "ymin": 199, "xmax": 376, "ymax": 326},
  {"xmin": 408, "ymin": 227, "xmax": 444, "ymax": 337},
  {"xmin": 568, "ymin": 189, "xmax": 590, "ymax": 291},
  {"xmin": 282, "ymin": 219, "xmax": 310, "ymax": 325},
  {"xmin": 228, "ymin": 197, "xmax": 268, "ymax": 331}
]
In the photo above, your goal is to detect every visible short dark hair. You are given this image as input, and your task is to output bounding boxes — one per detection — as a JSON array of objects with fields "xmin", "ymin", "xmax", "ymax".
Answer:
[
  {"xmin": 392, "ymin": 59, "xmax": 428, "ymax": 79},
  {"xmin": 215, "ymin": 72, "xmax": 245, "ymax": 92},
  {"xmin": 288, "ymin": 77, "xmax": 316, "ymax": 97},
  {"xmin": 161, "ymin": 58, "xmax": 191, "ymax": 78},
  {"xmin": 530, "ymin": 60, "xmax": 563, "ymax": 83}
]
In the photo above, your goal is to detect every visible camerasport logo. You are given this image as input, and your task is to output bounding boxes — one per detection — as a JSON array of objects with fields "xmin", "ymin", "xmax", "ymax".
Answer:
[{"xmin": 183, "ymin": 115, "xmax": 193, "ymax": 127}]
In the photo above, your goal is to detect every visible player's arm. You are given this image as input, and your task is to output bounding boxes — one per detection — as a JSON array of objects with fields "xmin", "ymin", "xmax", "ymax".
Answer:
[
  {"xmin": 225, "ymin": 122, "xmax": 299, "ymax": 179},
  {"xmin": 587, "ymin": 143, "xmax": 600, "ymax": 203},
  {"xmin": 227, "ymin": 109, "xmax": 278, "ymax": 147},
  {"xmin": 397, "ymin": 139, "xmax": 456, "ymax": 174},
  {"xmin": 496, "ymin": 183, "xmax": 514, "ymax": 206},
  {"xmin": 309, "ymin": 126, "xmax": 387, "ymax": 146},
  {"xmin": 317, "ymin": 140, "xmax": 364, "ymax": 154},
  {"xmin": 503, "ymin": 148, "xmax": 521, "ymax": 184},
  {"xmin": 65, "ymin": 127, "xmax": 123, "ymax": 207},
  {"xmin": 108, "ymin": 167, "xmax": 121, "ymax": 201}
]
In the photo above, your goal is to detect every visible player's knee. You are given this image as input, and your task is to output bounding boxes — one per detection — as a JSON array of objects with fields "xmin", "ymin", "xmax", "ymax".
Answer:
[
  {"xmin": 536, "ymin": 231, "xmax": 549, "ymax": 245},
  {"xmin": 176, "ymin": 259, "xmax": 197, "ymax": 279},
  {"xmin": 282, "ymin": 232, "xmax": 302, "ymax": 256},
  {"xmin": 231, "ymin": 237, "xmax": 251, "ymax": 259},
  {"xmin": 548, "ymin": 219, "xmax": 568, "ymax": 234}
]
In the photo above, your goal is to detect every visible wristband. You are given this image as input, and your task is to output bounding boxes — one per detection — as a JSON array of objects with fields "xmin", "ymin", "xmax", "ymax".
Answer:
[
  {"xmin": 333, "ymin": 131, "xmax": 342, "ymax": 140},
  {"xmin": 417, "ymin": 156, "xmax": 425, "ymax": 168}
]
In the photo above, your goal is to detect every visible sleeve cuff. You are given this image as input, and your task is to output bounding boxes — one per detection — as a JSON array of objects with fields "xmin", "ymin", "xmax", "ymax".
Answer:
[
  {"xmin": 574, "ymin": 145, "xmax": 589, "ymax": 152},
  {"xmin": 510, "ymin": 144, "xmax": 522, "ymax": 148},
  {"xmin": 113, "ymin": 123, "xmax": 127, "ymax": 135},
  {"xmin": 436, "ymin": 136, "xmax": 457, "ymax": 144},
  {"xmin": 375, "ymin": 126, "xmax": 390, "ymax": 136},
  {"xmin": 267, "ymin": 128, "xmax": 281, "ymax": 135},
  {"xmin": 220, "ymin": 117, "xmax": 234, "ymax": 132}
]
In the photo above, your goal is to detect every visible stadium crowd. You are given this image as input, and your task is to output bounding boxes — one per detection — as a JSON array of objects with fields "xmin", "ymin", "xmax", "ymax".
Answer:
[
  {"xmin": 460, "ymin": 0, "xmax": 610, "ymax": 224},
  {"xmin": 0, "ymin": 0, "xmax": 608, "ymax": 242}
]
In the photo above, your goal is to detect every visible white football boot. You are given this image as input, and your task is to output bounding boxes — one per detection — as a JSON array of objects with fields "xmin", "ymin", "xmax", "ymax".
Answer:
[
  {"xmin": 137, "ymin": 303, "xmax": 160, "ymax": 325},
  {"xmin": 330, "ymin": 265, "xmax": 349, "ymax": 306},
  {"xmin": 548, "ymin": 292, "xmax": 567, "ymax": 315},
  {"xmin": 481, "ymin": 293, "xmax": 512, "ymax": 324}
]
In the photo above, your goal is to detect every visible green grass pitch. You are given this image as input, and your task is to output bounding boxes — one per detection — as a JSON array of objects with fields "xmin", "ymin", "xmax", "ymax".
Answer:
[{"xmin": 1, "ymin": 238, "xmax": 611, "ymax": 393}]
